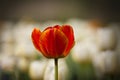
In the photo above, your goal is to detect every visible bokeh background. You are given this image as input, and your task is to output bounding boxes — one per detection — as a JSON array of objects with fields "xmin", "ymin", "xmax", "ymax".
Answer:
[{"xmin": 0, "ymin": 0, "xmax": 120, "ymax": 80}]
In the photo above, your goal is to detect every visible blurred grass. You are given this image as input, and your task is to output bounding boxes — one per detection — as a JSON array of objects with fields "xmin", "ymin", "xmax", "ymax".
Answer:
[
  {"xmin": 66, "ymin": 53, "xmax": 120, "ymax": 80},
  {"xmin": 66, "ymin": 53, "xmax": 95, "ymax": 80}
]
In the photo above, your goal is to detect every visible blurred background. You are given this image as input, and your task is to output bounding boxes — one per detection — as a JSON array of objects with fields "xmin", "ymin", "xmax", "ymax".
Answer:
[{"xmin": 0, "ymin": 0, "xmax": 120, "ymax": 80}]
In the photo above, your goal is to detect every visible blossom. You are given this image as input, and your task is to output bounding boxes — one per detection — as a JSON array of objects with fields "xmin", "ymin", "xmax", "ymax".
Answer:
[{"xmin": 31, "ymin": 25, "xmax": 75, "ymax": 58}]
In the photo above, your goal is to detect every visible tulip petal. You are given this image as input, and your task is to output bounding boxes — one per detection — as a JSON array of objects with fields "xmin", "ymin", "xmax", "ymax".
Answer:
[
  {"xmin": 39, "ymin": 28, "xmax": 54, "ymax": 58},
  {"xmin": 61, "ymin": 25, "xmax": 75, "ymax": 56},
  {"xmin": 31, "ymin": 28, "xmax": 42, "ymax": 52},
  {"xmin": 39, "ymin": 27, "xmax": 68, "ymax": 58},
  {"xmin": 53, "ymin": 25, "xmax": 61, "ymax": 29},
  {"xmin": 54, "ymin": 28, "xmax": 68, "ymax": 58}
]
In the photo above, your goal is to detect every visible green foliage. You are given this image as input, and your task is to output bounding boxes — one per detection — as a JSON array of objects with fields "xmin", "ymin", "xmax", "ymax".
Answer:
[{"xmin": 66, "ymin": 54, "xmax": 95, "ymax": 80}]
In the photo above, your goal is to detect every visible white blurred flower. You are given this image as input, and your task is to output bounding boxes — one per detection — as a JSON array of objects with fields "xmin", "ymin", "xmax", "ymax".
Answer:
[
  {"xmin": 104, "ymin": 24, "xmax": 120, "ymax": 72},
  {"xmin": 85, "ymin": 39, "xmax": 100, "ymax": 59},
  {"xmin": 13, "ymin": 21, "xmax": 34, "ymax": 44},
  {"xmin": 14, "ymin": 43, "xmax": 37, "ymax": 59},
  {"xmin": 1, "ymin": 21, "xmax": 14, "ymax": 43},
  {"xmin": 71, "ymin": 31, "xmax": 99, "ymax": 64},
  {"xmin": 71, "ymin": 42, "xmax": 91, "ymax": 63},
  {"xmin": 97, "ymin": 27, "xmax": 117, "ymax": 50},
  {"xmin": 44, "ymin": 59, "xmax": 68, "ymax": 80},
  {"xmin": 108, "ymin": 24, "xmax": 120, "ymax": 52},
  {"xmin": 1, "ymin": 43, "xmax": 14, "ymax": 55},
  {"xmin": 17, "ymin": 57, "xmax": 29, "ymax": 72},
  {"xmin": 29, "ymin": 60, "xmax": 47, "ymax": 80},
  {"xmin": 13, "ymin": 21, "xmax": 37, "ymax": 59},
  {"xmin": 0, "ymin": 55, "xmax": 16, "ymax": 72},
  {"xmin": 92, "ymin": 50, "xmax": 117, "ymax": 77}
]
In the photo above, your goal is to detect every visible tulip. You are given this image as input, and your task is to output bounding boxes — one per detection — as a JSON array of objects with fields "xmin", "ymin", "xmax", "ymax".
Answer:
[
  {"xmin": 31, "ymin": 25, "xmax": 75, "ymax": 80},
  {"xmin": 31, "ymin": 25, "xmax": 75, "ymax": 58}
]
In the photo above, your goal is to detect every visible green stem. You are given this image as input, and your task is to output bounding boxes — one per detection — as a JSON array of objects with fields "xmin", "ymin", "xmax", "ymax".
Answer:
[{"xmin": 54, "ymin": 58, "xmax": 58, "ymax": 80}]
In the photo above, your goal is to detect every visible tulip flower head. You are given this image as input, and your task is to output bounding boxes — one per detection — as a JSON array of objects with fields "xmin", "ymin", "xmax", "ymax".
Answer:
[{"xmin": 31, "ymin": 25, "xmax": 75, "ymax": 58}]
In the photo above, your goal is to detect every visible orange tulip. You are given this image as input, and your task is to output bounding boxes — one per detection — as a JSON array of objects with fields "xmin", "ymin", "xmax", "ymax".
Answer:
[{"xmin": 31, "ymin": 25, "xmax": 75, "ymax": 58}]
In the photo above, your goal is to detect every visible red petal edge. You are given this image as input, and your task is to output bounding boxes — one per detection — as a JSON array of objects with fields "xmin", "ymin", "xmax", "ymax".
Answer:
[
  {"xmin": 61, "ymin": 25, "xmax": 75, "ymax": 56},
  {"xmin": 31, "ymin": 28, "xmax": 42, "ymax": 52}
]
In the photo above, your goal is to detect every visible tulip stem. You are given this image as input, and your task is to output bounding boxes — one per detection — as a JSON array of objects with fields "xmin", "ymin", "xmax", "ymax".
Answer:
[{"xmin": 54, "ymin": 58, "xmax": 58, "ymax": 80}]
